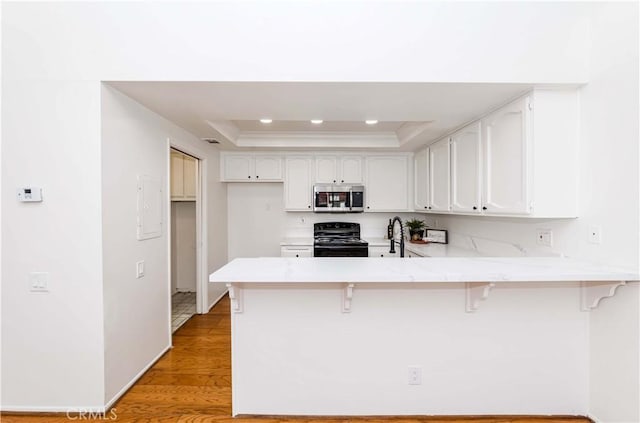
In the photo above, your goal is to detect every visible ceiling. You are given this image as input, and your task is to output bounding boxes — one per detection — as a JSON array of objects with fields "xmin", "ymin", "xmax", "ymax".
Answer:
[{"xmin": 107, "ymin": 81, "xmax": 538, "ymax": 151}]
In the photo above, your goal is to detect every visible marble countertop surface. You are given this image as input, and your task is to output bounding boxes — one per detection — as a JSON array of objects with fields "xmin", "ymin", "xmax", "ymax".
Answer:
[{"xmin": 210, "ymin": 257, "xmax": 639, "ymax": 284}]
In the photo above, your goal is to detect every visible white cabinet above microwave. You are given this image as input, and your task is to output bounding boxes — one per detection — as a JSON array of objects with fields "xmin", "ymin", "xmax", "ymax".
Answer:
[{"xmin": 220, "ymin": 153, "xmax": 283, "ymax": 182}]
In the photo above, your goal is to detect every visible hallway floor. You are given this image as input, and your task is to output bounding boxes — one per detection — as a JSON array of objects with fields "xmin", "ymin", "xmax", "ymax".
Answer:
[{"xmin": 171, "ymin": 291, "xmax": 196, "ymax": 333}]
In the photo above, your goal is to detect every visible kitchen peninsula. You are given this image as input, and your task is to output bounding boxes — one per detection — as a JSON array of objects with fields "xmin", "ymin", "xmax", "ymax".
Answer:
[{"xmin": 210, "ymin": 257, "xmax": 639, "ymax": 417}]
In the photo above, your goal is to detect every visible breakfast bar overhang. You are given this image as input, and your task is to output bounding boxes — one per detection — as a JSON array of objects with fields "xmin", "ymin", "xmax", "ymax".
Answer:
[{"xmin": 210, "ymin": 257, "xmax": 639, "ymax": 417}]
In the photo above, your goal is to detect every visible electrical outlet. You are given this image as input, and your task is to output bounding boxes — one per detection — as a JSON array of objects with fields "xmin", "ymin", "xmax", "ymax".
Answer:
[
  {"xmin": 588, "ymin": 226, "xmax": 602, "ymax": 244},
  {"xmin": 408, "ymin": 366, "xmax": 422, "ymax": 385},
  {"xmin": 536, "ymin": 229, "xmax": 553, "ymax": 247},
  {"xmin": 136, "ymin": 261, "xmax": 145, "ymax": 278},
  {"xmin": 29, "ymin": 272, "xmax": 49, "ymax": 292}
]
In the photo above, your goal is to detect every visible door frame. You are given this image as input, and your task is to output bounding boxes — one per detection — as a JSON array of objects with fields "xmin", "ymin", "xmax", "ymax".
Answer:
[{"xmin": 166, "ymin": 137, "xmax": 209, "ymax": 321}]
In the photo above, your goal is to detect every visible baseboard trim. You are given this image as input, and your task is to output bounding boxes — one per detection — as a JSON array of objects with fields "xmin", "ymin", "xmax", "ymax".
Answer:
[
  {"xmin": 207, "ymin": 290, "xmax": 228, "ymax": 312},
  {"xmin": 104, "ymin": 343, "xmax": 172, "ymax": 410},
  {"xmin": 0, "ymin": 405, "xmax": 106, "ymax": 413}
]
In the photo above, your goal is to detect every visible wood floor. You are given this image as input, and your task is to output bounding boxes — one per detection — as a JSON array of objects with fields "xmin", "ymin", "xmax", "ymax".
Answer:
[{"xmin": 2, "ymin": 295, "xmax": 591, "ymax": 423}]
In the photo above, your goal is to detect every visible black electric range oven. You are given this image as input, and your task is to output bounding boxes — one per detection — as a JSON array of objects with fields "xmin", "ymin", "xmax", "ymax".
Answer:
[{"xmin": 313, "ymin": 222, "xmax": 369, "ymax": 257}]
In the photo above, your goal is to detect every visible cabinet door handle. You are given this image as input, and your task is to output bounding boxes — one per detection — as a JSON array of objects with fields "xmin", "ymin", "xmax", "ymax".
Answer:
[
  {"xmin": 367, "ymin": 206, "xmax": 370, "ymax": 209},
  {"xmin": 308, "ymin": 205, "xmax": 311, "ymax": 209},
  {"xmin": 428, "ymin": 206, "xmax": 432, "ymax": 210},
  {"xmin": 424, "ymin": 206, "xmax": 428, "ymax": 209},
  {"xmin": 473, "ymin": 206, "xmax": 477, "ymax": 210},
  {"xmin": 333, "ymin": 180, "xmax": 336, "ymax": 183},
  {"xmin": 341, "ymin": 180, "xmax": 344, "ymax": 183},
  {"xmin": 248, "ymin": 175, "xmax": 251, "ymax": 179},
  {"xmin": 296, "ymin": 254, "xmax": 299, "ymax": 257},
  {"xmin": 256, "ymin": 175, "xmax": 259, "ymax": 179},
  {"xmin": 482, "ymin": 206, "xmax": 487, "ymax": 210}
]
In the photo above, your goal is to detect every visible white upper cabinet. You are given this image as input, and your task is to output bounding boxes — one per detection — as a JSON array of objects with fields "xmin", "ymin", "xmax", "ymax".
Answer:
[
  {"xmin": 314, "ymin": 155, "xmax": 363, "ymax": 184},
  {"xmin": 451, "ymin": 122, "xmax": 482, "ymax": 213},
  {"xmin": 170, "ymin": 149, "xmax": 197, "ymax": 201},
  {"xmin": 339, "ymin": 156, "xmax": 363, "ymax": 183},
  {"xmin": 413, "ymin": 89, "xmax": 578, "ymax": 218},
  {"xmin": 254, "ymin": 155, "xmax": 283, "ymax": 181},
  {"xmin": 221, "ymin": 153, "xmax": 283, "ymax": 182},
  {"xmin": 414, "ymin": 148, "xmax": 429, "ymax": 211},
  {"xmin": 481, "ymin": 96, "xmax": 530, "ymax": 215},
  {"xmin": 428, "ymin": 137, "xmax": 451, "ymax": 212},
  {"xmin": 365, "ymin": 155, "xmax": 410, "ymax": 212},
  {"xmin": 314, "ymin": 156, "xmax": 338, "ymax": 183},
  {"xmin": 284, "ymin": 156, "xmax": 313, "ymax": 211}
]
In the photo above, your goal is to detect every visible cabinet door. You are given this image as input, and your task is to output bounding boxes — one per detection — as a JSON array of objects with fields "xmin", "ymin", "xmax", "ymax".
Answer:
[
  {"xmin": 428, "ymin": 138, "xmax": 450, "ymax": 212},
  {"xmin": 482, "ymin": 96, "xmax": 530, "ymax": 215},
  {"xmin": 255, "ymin": 156, "xmax": 283, "ymax": 181},
  {"xmin": 451, "ymin": 122, "xmax": 481, "ymax": 213},
  {"xmin": 170, "ymin": 151, "xmax": 185, "ymax": 199},
  {"xmin": 414, "ymin": 148, "xmax": 429, "ymax": 211},
  {"xmin": 182, "ymin": 155, "xmax": 197, "ymax": 199},
  {"xmin": 365, "ymin": 156, "xmax": 409, "ymax": 211},
  {"xmin": 315, "ymin": 156, "xmax": 338, "ymax": 183},
  {"xmin": 223, "ymin": 155, "xmax": 253, "ymax": 181},
  {"xmin": 339, "ymin": 156, "xmax": 363, "ymax": 184},
  {"xmin": 284, "ymin": 157, "xmax": 313, "ymax": 211}
]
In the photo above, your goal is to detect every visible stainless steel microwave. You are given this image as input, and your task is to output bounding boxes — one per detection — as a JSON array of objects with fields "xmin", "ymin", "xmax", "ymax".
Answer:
[{"xmin": 313, "ymin": 184, "xmax": 365, "ymax": 213}]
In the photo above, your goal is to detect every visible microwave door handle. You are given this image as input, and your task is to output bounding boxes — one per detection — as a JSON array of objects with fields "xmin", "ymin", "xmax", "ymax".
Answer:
[{"xmin": 349, "ymin": 190, "xmax": 353, "ymax": 211}]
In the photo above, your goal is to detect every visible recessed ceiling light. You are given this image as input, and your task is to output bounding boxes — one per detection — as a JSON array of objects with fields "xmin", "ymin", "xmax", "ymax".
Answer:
[
  {"xmin": 311, "ymin": 119, "xmax": 323, "ymax": 124},
  {"xmin": 365, "ymin": 120, "xmax": 378, "ymax": 125},
  {"xmin": 259, "ymin": 118, "xmax": 273, "ymax": 124}
]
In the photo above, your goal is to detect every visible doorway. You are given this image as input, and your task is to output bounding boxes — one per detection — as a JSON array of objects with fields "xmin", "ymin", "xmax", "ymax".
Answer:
[{"xmin": 169, "ymin": 147, "xmax": 199, "ymax": 332}]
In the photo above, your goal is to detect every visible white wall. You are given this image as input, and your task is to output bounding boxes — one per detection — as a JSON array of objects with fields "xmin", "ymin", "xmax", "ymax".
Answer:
[
  {"xmin": 171, "ymin": 202, "xmax": 197, "ymax": 292},
  {"xmin": 101, "ymin": 85, "xmax": 172, "ymax": 404},
  {"xmin": 3, "ymin": 2, "xmax": 589, "ymax": 84},
  {"xmin": 1, "ymin": 80, "xmax": 106, "ymax": 410}
]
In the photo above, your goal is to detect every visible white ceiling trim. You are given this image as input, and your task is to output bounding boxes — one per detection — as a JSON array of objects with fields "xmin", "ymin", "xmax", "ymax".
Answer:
[{"xmin": 235, "ymin": 132, "xmax": 399, "ymax": 149}]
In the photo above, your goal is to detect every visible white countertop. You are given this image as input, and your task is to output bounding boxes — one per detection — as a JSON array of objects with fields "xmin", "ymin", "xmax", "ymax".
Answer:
[{"xmin": 210, "ymin": 257, "xmax": 639, "ymax": 284}]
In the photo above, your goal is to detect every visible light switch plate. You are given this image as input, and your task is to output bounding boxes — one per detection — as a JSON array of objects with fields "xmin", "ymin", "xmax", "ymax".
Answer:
[
  {"xmin": 29, "ymin": 272, "xmax": 49, "ymax": 292},
  {"xmin": 136, "ymin": 261, "xmax": 145, "ymax": 279}
]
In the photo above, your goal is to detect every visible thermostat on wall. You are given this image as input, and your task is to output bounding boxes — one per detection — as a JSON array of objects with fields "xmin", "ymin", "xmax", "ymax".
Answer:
[
  {"xmin": 17, "ymin": 187, "xmax": 43, "ymax": 202},
  {"xmin": 425, "ymin": 229, "xmax": 448, "ymax": 244}
]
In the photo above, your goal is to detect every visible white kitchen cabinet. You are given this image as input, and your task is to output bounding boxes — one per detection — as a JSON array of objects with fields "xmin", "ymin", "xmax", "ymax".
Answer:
[
  {"xmin": 314, "ymin": 155, "xmax": 363, "ymax": 184},
  {"xmin": 281, "ymin": 246, "xmax": 313, "ymax": 258},
  {"xmin": 221, "ymin": 153, "xmax": 283, "ymax": 182},
  {"xmin": 481, "ymin": 96, "xmax": 530, "ymax": 215},
  {"xmin": 369, "ymin": 246, "xmax": 398, "ymax": 258},
  {"xmin": 413, "ymin": 89, "xmax": 578, "ymax": 218},
  {"xmin": 428, "ymin": 137, "xmax": 450, "ymax": 212},
  {"xmin": 339, "ymin": 156, "xmax": 363, "ymax": 183},
  {"xmin": 284, "ymin": 156, "xmax": 313, "ymax": 211},
  {"xmin": 170, "ymin": 149, "xmax": 197, "ymax": 201},
  {"xmin": 414, "ymin": 148, "xmax": 429, "ymax": 211},
  {"xmin": 364, "ymin": 155, "xmax": 410, "ymax": 212},
  {"xmin": 451, "ymin": 121, "xmax": 482, "ymax": 213}
]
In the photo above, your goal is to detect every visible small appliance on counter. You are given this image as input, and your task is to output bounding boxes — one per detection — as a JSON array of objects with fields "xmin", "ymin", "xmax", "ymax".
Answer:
[
  {"xmin": 313, "ymin": 222, "xmax": 368, "ymax": 257},
  {"xmin": 313, "ymin": 184, "xmax": 364, "ymax": 213}
]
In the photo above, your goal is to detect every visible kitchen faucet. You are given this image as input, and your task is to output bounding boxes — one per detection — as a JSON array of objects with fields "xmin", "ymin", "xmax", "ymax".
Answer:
[{"xmin": 389, "ymin": 216, "xmax": 405, "ymax": 257}]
